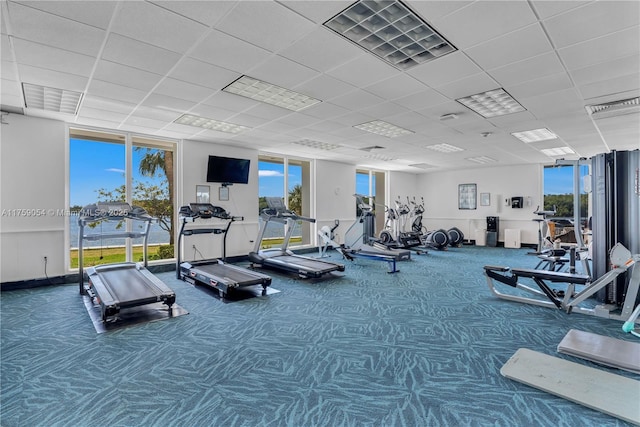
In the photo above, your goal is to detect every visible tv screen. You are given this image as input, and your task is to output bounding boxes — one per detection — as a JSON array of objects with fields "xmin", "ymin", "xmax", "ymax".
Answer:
[{"xmin": 206, "ymin": 155, "xmax": 250, "ymax": 184}]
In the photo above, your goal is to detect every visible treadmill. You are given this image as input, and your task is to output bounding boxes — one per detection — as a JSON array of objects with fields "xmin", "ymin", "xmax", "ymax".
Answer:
[
  {"xmin": 78, "ymin": 202, "xmax": 176, "ymax": 322},
  {"xmin": 249, "ymin": 197, "xmax": 345, "ymax": 278},
  {"xmin": 177, "ymin": 203, "xmax": 272, "ymax": 298}
]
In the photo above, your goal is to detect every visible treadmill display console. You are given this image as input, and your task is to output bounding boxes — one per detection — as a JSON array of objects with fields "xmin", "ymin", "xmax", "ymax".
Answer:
[{"xmin": 189, "ymin": 203, "xmax": 227, "ymax": 219}]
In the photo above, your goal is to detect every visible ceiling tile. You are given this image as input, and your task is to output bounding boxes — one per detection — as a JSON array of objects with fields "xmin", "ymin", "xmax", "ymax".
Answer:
[
  {"xmin": 407, "ymin": 51, "xmax": 482, "ymax": 88},
  {"xmin": 92, "ymin": 60, "xmax": 163, "ymax": 92},
  {"xmin": 558, "ymin": 26, "xmax": 640, "ymax": 70},
  {"xmin": 153, "ymin": 78, "xmax": 214, "ymax": 104},
  {"xmin": 577, "ymin": 74, "xmax": 640, "ymax": 101},
  {"xmin": 434, "ymin": 72, "xmax": 499, "ymax": 100},
  {"xmin": 279, "ymin": 27, "xmax": 364, "ymax": 73},
  {"xmin": 277, "ymin": 0, "xmax": 352, "ymax": 24},
  {"xmin": 7, "ymin": 2, "xmax": 106, "ymax": 56},
  {"xmin": 293, "ymin": 74, "xmax": 356, "ymax": 102},
  {"xmin": 111, "ymin": 1, "xmax": 208, "ymax": 54},
  {"xmin": 570, "ymin": 54, "xmax": 640, "ymax": 87},
  {"xmin": 465, "ymin": 24, "xmax": 553, "ymax": 70},
  {"xmin": 543, "ymin": 1, "xmax": 640, "ymax": 49},
  {"xmin": 529, "ymin": 1, "xmax": 591, "ymax": 20},
  {"xmin": 150, "ymin": 1, "xmax": 239, "ymax": 27},
  {"xmin": 363, "ymin": 73, "xmax": 429, "ymax": 101},
  {"xmin": 87, "ymin": 80, "xmax": 148, "ymax": 105},
  {"xmin": 407, "ymin": 1, "xmax": 474, "ymax": 24},
  {"xmin": 488, "ymin": 52, "xmax": 566, "ymax": 87},
  {"xmin": 189, "ymin": 29, "xmax": 272, "ymax": 74},
  {"xmin": 101, "ymin": 34, "xmax": 182, "ymax": 76},
  {"xmin": 141, "ymin": 93, "xmax": 198, "ymax": 114},
  {"xmin": 81, "ymin": 95, "xmax": 137, "ymax": 115},
  {"xmin": 329, "ymin": 89, "xmax": 384, "ymax": 111},
  {"xmin": 215, "ymin": 1, "xmax": 315, "ymax": 52},
  {"xmin": 17, "ymin": 63, "xmax": 87, "ymax": 91},
  {"xmin": 433, "ymin": 0, "xmax": 538, "ymax": 49},
  {"xmin": 325, "ymin": 53, "xmax": 397, "ymax": 88},
  {"xmin": 393, "ymin": 89, "xmax": 450, "ymax": 111},
  {"xmin": 505, "ymin": 72, "xmax": 574, "ymax": 100},
  {"xmin": 169, "ymin": 57, "xmax": 239, "ymax": 90},
  {"xmin": 11, "ymin": 0, "xmax": 117, "ymax": 29},
  {"xmin": 246, "ymin": 55, "xmax": 319, "ymax": 89},
  {"xmin": 12, "ymin": 38, "xmax": 95, "ymax": 77}
]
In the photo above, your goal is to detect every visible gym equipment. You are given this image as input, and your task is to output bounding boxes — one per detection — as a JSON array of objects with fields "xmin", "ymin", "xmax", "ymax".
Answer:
[
  {"xmin": 423, "ymin": 228, "xmax": 450, "ymax": 250},
  {"xmin": 249, "ymin": 197, "xmax": 345, "ymax": 278},
  {"xmin": 622, "ymin": 303, "xmax": 640, "ymax": 338},
  {"xmin": 483, "ymin": 243, "xmax": 639, "ymax": 322},
  {"xmin": 318, "ymin": 220, "xmax": 399, "ymax": 273},
  {"xmin": 78, "ymin": 202, "xmax": 176, "ymax": 323},
  {"xmin": 501, "ymin": 348, "xmax": 640, "ymax": 425},
  {"xmin": 177, "ymin": 203, "xmax": 271, "ymax": 299},
  {"xmin": 557, "ymin": 329, "xmax": 640, "ymax": 374},
  {"xmin": 530, "ymin": 205, "xmax": 556, "ymax": 255},
  {"xmin": 447, "ymin": 227, "xmax": 464, "ymax": 247},
  {"xmin": 349, "ymin": 194, "xmax": 411, "ymax": 261},
  {"xmin": 378, "ymin": 197, "xmax": 425, "ymax": 254}
]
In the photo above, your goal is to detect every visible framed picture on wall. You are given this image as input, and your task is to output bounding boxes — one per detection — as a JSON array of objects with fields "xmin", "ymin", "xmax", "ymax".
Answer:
[
  {"xmin": 458, "ymin": 183, "xmax": 477, "ymax": 210},
  {"xmin": 480, "ymin": 192, "xmax": 490, "ymax": 206}
]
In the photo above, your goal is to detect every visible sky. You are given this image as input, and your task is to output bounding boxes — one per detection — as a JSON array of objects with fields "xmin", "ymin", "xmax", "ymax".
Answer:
[{"xmin": 70, "ymin": 138, "xmax": 581, "ymax": 206}]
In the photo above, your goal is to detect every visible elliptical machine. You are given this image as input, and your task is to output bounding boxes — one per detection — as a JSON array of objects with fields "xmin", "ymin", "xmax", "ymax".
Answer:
[
  {"xmin": 378, "ymin": 197, "xmax": 424, "ymax": 253},
  {"xmin": 408, "ymin": 196, "xmax": 450, "ymax": 250}
]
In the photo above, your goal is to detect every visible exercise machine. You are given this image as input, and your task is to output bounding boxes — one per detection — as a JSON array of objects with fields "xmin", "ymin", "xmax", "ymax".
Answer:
[
  {"xmin": 348, "ymin": 194, "xmax": 412, "ymax": 261},
  {"xmin": 378, "ymin": 197, "xmax": 424, "ymax": 254},
  {"xmin": 530, "ymin": 205, "xmax": 556, "ymax": 255},
  {"xmin": 483, "ymin": 243, "xmax": 639, "ymax": 321},
  {"xmin": 318, "ymin": 220, "xmax": 399, "ymax": 273},
  {"xmin": 177, "ymin": 203, "xmax": 271, "ymax": 299},
  {"xmin": 78, "ymin": 202, "xmax": 176, "ymax": 322},
  {"xmin": 447, "ymin": 227, "xmax": 464, "ymax": 247},
  {"xmin": 249, "ymin": 197, "xmax": 345, "ymax": 278}
]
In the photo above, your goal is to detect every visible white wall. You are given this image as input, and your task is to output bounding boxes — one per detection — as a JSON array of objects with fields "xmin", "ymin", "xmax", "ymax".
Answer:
[
  {"xmin": 315, "ymin": 160, "xmax": 357, "ymax": 245},
  {"xmin": 1, "ymin": 114, "xmax": 67, "ymax": 282},
  {"xmin": 180, "ymin": 139, "xmax": 260, "ymax": 260},
  {"xmin": 417, "ymin": 164, "xmax": 542, "ymax": 244}
]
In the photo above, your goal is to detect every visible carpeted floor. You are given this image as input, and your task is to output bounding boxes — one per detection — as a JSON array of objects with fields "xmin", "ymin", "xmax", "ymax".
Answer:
[{"xmin": 1, "ymin": 246, "xmax": 636, "ymax": 426}]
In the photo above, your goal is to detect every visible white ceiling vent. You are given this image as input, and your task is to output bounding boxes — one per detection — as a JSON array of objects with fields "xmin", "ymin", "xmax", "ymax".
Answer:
[
  {"xmin": 22, "ymin": 83, "xmax": 83, "ymax": 115},
  {"xmin": 586, "ymin": 97, "xmax": 639, "ymax": 119}
]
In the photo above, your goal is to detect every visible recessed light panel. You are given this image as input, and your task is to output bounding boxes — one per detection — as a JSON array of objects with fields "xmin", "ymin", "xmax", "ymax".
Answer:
[
  {"xmin": 174, "ymin": 114, "xmax": 249, "ymax": 134},
  {"xmin": 22, "ymin": 83, "xmax": 83, "ymax": 115},
  {"xmin": 354, "ymin": 120, "xmax": 414, "ymax": 137},
  {"xmin": 457, "ymin": 88, "xmax": 525, "ymax": 118},
  {"xmin": 291, "ymin": 139, "xmax": 342, "ymax": 151},
  {"xmin": 467, "ymin": 156, "xmax": 497, "ymax": 164},
  {"xmin": 540, "ymin": 147, "xmax": 575, "ymax": 156},
  {"xmin": 364, "ymin": 153, "xmax": 397, "ymax": 161},
  {"xmin": 223, "ymin": 76, "xmax": 321, "ymax": 111},
  {"xmin": 511, "ymin": 128, "xmax": 557, "ymax": 143},
  {"xmin": 324, "ymin": 0, "xmax": 456, "ymax": 70},
  {"xmin": 425, "ymin": 143, "xmax": 464, "ymax": 153}
]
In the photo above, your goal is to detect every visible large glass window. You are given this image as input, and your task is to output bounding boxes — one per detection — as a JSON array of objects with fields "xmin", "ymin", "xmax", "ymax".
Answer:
[
  {"xmin": 543, "ymin": 164, "xmax": 589, "ymax": 243},
  {"xmin": 69, "ymin": 129, "xmax": 176, "ymax": 268},
  {"xmin": 258, "ymin": 155, "xmax": 311, "ymax": 248},
  {"xmin": 356, "ymin": 168, "xmax": 385, "ymax": 234}
]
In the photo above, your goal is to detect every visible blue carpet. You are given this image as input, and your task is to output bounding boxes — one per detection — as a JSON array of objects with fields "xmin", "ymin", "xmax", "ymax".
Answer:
[{"xmin": 1, "ymin": 246, "xmax": 636, "ymax": 426}]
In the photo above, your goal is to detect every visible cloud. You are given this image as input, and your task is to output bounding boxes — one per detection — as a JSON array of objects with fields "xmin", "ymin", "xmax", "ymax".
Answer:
[
  {"xmin": 259, "ymin": 170, "xmax": 284, "ymax": 178},
  {"xmin": 105, "ymin": 168, "xmax": 125, "ymax": 173}
]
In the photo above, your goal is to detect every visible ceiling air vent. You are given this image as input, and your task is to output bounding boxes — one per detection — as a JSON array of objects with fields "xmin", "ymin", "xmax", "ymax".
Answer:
[
  {"xmin": 585, "ymin": 97, "xmax": 639, "ymax": 119},
  {"xmin": 22, "ymin": 83, "xmax": 83, "ymax": 115},
  {"xmin": 359, "ymin": 145, "xmax": 386, "ymax": 152}
]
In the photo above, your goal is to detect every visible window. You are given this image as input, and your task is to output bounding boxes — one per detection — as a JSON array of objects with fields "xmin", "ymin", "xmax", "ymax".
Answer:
[
  {"xmin": 69, "ymin": 129, "xmax": 176, "ymax": 269},
  {"xmin": 356, "ymin": 168, "xmax": 386, "ymax": 234},
  {"xmin": 543, "ymin": 164, "xmax": 589, "ymax": 243},
  {"xmin": 258, "ymin": 155, "xmax": 312, "ymax": 248}
]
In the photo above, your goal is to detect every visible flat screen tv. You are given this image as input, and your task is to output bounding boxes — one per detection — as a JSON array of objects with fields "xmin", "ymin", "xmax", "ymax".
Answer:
[{"xmin": 206, "ymin": 155, "xmax": 250, "ymax": 184}]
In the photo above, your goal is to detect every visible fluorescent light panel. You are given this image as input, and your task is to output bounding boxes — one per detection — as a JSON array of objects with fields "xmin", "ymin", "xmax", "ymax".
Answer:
[
  {"xmin": 324, "ymin": 0, "xmax": 456, "ymax": 70},
  {"xmin": 425, "ymin": 143, "xmax": 463, "ymax": 153},
  {"xmin": 364, "ymin": 153, "xmax": 397, "ymax": 161},
  {"xmin": 291, "ymin": 139, "xmax": 342, "ymax": 151},
  {"xmin": 540, "ymin": 147, "xmax": 575, "ymax": 156},
  {"xmin": 467, "ymin": 156, "xmax": 497, "ymax": 164},
  {"xmin": 223, "ymin": 76, "xmax": 321, "ymax": 111},
  {"xmin": 457, "ymin": 88, "xmax": 525, "ymax": 118},
  {"xmin": 22, "ymin": 83, "xmax": 83, "ymax": 115},
  {"xmin": 511, "ymin": 128, "xmax": 557, "ymax": 143},
  {"xmin": 354, "ymin": 120, "xmax": 413, "ymax": 138},
  {"xmin": 174, "ymin": 114, "xmax": 249, "ymax": 134}
]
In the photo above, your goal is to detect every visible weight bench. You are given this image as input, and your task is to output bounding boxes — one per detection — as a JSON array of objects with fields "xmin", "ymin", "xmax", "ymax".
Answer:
[{"xmin": 483, "ymin": 243, "xmax": 640, "ymax": 321}]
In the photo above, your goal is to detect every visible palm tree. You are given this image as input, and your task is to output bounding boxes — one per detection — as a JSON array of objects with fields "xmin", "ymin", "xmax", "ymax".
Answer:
[
  {"xmin": 136, "ymin": 148, "xmax": 174, "ymax": 244},
  {"xmin": 288, "ymin": 184, "xmax": 302, "ymax": 215}
]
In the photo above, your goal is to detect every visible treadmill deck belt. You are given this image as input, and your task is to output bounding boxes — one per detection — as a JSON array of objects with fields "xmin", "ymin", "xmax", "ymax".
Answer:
[
  {"xmin": 191, "ymin": 263, "xmax": 270, "ymax": 286},
  {"xmin": 98, "ymin": 268, "xmax": 165, "ymax": 302}
]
